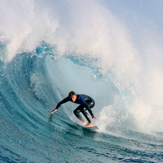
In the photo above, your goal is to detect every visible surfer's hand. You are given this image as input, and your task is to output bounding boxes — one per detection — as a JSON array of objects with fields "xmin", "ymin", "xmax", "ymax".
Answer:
[
  {"xmin": 50, "ymin": 109, "xmax": 58, "ymax": 114},
  {"xmin": 92, "ymin": 116, "xmax": 98, "ymax": 120}
]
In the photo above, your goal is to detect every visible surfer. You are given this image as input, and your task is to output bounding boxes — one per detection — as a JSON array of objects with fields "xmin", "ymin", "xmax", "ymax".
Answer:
[{"xmin": 50, "ymin": 91, "xmax": 97, "ymax": 127}]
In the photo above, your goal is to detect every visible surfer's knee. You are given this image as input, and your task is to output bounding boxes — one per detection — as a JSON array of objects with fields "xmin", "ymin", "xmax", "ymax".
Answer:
[{"xmin": 73, "ymin": 109, "xmax": 80, "ymax": 116}]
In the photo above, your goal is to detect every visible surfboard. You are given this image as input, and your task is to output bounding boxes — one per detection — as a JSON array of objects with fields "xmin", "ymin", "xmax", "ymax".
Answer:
[
  {"xmin": 78, "ymin": 123, "xmax": 98, "ymax": 130},
  {"xmin": 81, "ymin": 125, "xmax": 98, "ymax": 129}
]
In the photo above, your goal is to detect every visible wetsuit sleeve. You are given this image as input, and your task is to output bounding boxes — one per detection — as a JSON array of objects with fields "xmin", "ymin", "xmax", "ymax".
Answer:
[
  {"xmin": 79, "ymin": 95, "xmax": 94, "ymax": 118},
  {"xmin": 55, "ymin": 97, "xmax": 70, "ymax": 109}
]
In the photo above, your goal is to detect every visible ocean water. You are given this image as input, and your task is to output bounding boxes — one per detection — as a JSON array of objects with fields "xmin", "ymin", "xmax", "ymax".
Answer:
[{"xmin": 1, "ymin": 1, "xmax": 163, "ymax": 163}]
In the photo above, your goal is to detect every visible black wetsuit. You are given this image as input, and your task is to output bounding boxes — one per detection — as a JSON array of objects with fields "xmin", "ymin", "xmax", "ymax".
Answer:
[{"xmin": 55, "ymin": 94, "xmax": 95, "ymax": 123}]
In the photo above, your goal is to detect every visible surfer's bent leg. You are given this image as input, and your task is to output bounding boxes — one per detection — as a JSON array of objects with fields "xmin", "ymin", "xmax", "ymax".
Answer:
[
  {"xmin": 82, "ymin": 99, "xmax": 95, "ymax": 123},
  {"xmin": 80, "ymin": 107, "xmax": 91, "ymax": 123},
  {"xmin": 73, "ymin": 105, "xmax": 85, "ymax": 122},
  {"xmin": 74, "ymin": 105, "xmax": 92, "ymax": 123},
  {"xmin": 74, "ymin": 99, "xmax": 95, "ymax": 123}
]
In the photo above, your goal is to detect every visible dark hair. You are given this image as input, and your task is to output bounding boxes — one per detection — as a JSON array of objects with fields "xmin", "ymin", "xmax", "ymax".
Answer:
[{"xmin": 68, "ymin": 91, "xmax": 75, "ymax": 98}]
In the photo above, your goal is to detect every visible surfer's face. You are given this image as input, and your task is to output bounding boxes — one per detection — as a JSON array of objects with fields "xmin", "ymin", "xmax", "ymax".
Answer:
[{"xmin": 71, "ymin": 94, "xmax": 77, "ymax": 102}]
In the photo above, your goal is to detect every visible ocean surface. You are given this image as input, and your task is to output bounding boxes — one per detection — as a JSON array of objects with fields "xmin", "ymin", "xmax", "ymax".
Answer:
[{"xmin": 1, "ymin": 1, "xmax": 163, "ymax": 163}]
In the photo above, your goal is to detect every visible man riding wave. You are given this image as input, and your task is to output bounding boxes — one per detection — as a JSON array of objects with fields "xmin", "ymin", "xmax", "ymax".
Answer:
[{"xmin": 51, "ymin": 91, "xmax": 97, "ymax": 127}]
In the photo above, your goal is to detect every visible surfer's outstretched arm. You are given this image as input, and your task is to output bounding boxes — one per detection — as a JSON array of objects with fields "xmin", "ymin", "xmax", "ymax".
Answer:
[{"xmin": 50, "ymin": 97, "xmax": 69, "ymax": 114}]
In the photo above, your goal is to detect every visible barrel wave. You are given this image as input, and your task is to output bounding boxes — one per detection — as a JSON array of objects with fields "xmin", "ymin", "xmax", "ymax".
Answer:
[{"xmin": 1, "ymin": 1, "xmax": 163, "ymax": 163}]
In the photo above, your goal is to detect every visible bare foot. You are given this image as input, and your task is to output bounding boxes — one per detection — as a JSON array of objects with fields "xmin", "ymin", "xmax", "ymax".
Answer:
[
  {"xmin": 81, "ymin": 122, "xmax": 87, "ymax": 126},
  {"xmin": 86, "ymin": 122, "xmax": 94, "ymax": 127}
]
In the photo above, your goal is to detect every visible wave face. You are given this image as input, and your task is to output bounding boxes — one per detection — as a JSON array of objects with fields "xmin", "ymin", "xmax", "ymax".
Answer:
[{"xmin": 1, "ymin": 1, "xmax": 163, "ymax": 162}]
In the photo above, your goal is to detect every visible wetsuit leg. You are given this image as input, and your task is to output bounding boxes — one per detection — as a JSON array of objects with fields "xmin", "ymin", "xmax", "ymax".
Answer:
[
  {"xmin": 73, "ymin": 105, "xmax": 85, "ymax": 122},
  {"xmin": 83, "ymin": 99, "xmax": 95, "ymax": 123},
  {"xmin": 74, "ymin": 99, "xmax": 95, "ymax": 123},
  {"xmin": 74, "ymin": 105, "xmax": 91, "ymax": 123},
  {"xmin": 80, "ymin": 107, "xmax": 91, "ymax": 123}
]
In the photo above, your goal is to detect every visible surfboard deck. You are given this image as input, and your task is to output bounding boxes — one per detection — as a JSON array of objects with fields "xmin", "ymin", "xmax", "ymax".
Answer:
[{"xmin": 78, "ymin": 124, "xmax": 98, "ymax": 130}]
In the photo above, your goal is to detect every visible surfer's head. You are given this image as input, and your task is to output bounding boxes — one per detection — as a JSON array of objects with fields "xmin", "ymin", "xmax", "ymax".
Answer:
[
  {"xmin": 68, "ymin": 91, "xmax": 75, "ymax": 98},
  {"xmin": 68, "ymin": 91, "xmax": 77, "ymax": 102}
]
